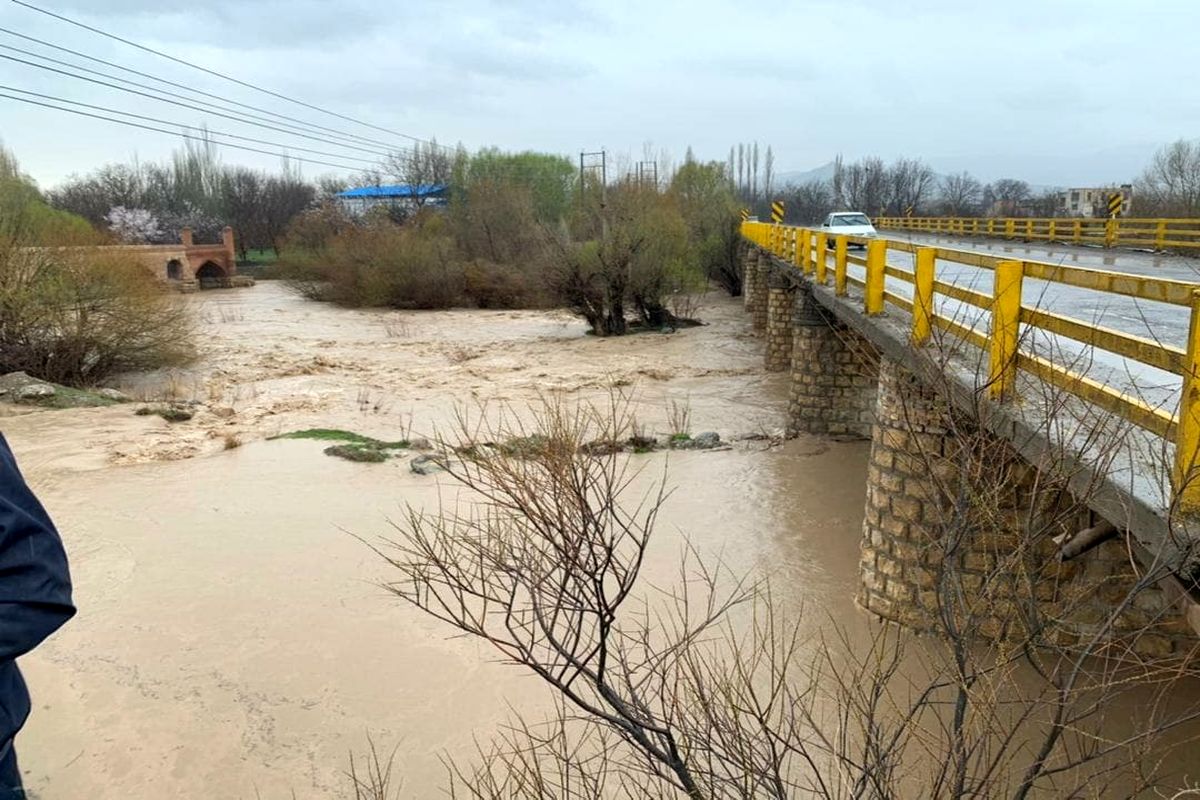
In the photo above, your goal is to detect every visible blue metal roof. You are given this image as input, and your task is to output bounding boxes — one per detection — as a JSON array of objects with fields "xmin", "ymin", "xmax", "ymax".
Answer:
[{"xmin": 336, "ymin": 184, "xmax": 448, "ymax": 199}]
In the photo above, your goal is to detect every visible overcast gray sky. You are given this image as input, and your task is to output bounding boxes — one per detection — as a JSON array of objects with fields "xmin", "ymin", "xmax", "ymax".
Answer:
[{"xmin": 1, "ymin": 0, "xmax": 1197, "ymax": 190}]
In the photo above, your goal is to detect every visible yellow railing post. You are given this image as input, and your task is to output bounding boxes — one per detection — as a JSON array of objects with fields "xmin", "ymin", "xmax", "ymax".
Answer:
[
  {"xmin": 791, "ymin": 229, "xmax": 803, "ymax": 270},
  {"xmin": 1104, "ymin": 218, "xmax": 1117, "ymax": 248},
  {"xmin": 865, "ymin": 239, "xmax": 886, "ymax": 315},
  {"xmin": 814, "ymin": 232, "xmax": 828, "ymax": 284},
  {"xmin": 988, "ymin": 259, "xmax": 1025, "ymax": 400},
  {"xmin": 987, "ymin": 219, "xmax": 995, "ymax": 237},
  {"xmin": 912, "ymin": 247, "xmax": 935, "ymax": 345},
  {"xmin": 1156, "ymin": 220, "xmax": 1168, "ymax": 251},
  {"xmin": 1004, "ymin": 219, "xmax": 1015, "ymax": 239},
  {"xmin": 835, "ymin": 235, "xmax": 848, "ymax": 295},
  {"xmin": 800, "ymin": 229, "xmax": 812, "ymax": 275},
  {"xmin": 1174, "ymin": 290, "xmax": 1200, "ymax": 514},
  {"xmin": 1048, "ymin": 219, "xmax": 1057, "ymax": 242}
]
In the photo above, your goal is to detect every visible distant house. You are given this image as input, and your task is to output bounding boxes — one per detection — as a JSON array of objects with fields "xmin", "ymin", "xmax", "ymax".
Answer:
[
  {"xmin": 335, "ymin": 184, "xmax": 448, "ymax": 216},
  {"xmin": 1058, "ymin": 184, "xmax": 1133, "ymax": 218}
]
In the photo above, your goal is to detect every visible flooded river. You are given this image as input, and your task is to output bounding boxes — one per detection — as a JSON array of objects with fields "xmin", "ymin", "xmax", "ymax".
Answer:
[{"xmin": 0, "ymin": 283, "xmax": 872, "ymax": 798}]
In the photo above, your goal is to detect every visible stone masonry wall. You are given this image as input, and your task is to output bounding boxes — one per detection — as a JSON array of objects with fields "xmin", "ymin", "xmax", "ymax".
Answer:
[
  {"xmin": 742, "ymin": 247, "xmax": 761, "ymax": 314},
  {"xmin": 786, "ymin": 286, "xmax": 880, "ymax": 438},
  {"xmin": 751, "ymin": 253, "xmax": 770, "ymax": 333},
  {"xmin": 859, "ymin": 357, "xmax": 1194, "ymax": 658},
  {"xmin": 764, "ymin": 281, "xmax": 794, "ymax": 372}
]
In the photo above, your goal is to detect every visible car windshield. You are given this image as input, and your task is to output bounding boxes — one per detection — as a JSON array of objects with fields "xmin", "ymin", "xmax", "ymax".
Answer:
[{"xmin": 832, "ymin": 214, "xmax": 872, "ymax": 226}]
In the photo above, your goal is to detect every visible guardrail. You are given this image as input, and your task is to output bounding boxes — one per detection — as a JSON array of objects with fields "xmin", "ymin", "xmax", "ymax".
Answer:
[
  {"xmin": 742, "ymin": 220, "xmax": 1200, "ymax": 513},
  {"xmin": 875, "ymin": 216, "xmax": 1200, "ymax": 250}
]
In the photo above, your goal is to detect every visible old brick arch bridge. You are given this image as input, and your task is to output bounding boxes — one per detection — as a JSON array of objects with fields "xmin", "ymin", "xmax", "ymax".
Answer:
[{"xmin": 118, "ymin": 226, "xmax": 246, "ymax": 291}]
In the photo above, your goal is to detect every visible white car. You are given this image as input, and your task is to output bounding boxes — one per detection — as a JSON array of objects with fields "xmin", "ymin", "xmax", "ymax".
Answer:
[{"xmin": 819, "ymin": 212, "xmax": 878, "ymax": 247}]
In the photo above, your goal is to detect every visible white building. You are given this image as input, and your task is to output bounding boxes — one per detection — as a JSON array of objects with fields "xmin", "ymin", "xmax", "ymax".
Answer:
[{"xmin": 1059, "ymin": 184, "xmax": 1133, "ymax": 218}]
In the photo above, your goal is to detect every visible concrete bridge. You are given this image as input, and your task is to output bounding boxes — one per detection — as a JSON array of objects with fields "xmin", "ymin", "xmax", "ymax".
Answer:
[{"xmin": 741, "ymin": 222, "xmax": 1200, "ymax": 657}]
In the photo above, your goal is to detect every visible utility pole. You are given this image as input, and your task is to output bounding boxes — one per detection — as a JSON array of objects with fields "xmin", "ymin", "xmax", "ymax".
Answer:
[
  {"xmin": 580, "ymin": 149, "xmax": 608, "ymax": 239},
  {"xmin": 635, "ymin": 160, "xmax": 658, "ymax": 191}
]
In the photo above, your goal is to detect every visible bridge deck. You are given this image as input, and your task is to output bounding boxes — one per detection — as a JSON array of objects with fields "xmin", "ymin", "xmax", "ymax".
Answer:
[
  {"xmin": 745, "ymin": 220, "xmax": 1200, "ymax": 577},
  {"xmin": 857, "ymin": 232, "xmax": 1192, "ymax": 422}
]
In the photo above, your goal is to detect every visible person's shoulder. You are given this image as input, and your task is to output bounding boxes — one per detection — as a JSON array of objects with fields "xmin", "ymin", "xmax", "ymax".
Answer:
[{"xmin": 0, "ymin": 435, "xmax": 20, "ymax": 479}]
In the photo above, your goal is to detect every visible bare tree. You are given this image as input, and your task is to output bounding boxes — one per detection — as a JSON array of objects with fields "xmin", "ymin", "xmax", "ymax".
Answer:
[
  {"xmin": 831, "ymin": 154, "xmax": 845, "ymax": 208},
  {"xmin": 369, "ymin": 355, "xmax": 1200, "ymax": 798},
  {"xmin": 939, "ymin": 171, "xmax": 984, "ymax": 215},
  {"xmin": 737, "ymin": 144, "xmax": 746, "ymax": 198},
  {"xmin": 783, "ymin": 179, "xmax": 834, "ymax": 225},
  {"xmin": 987, "ymin": 178, "xmax": 1032, "ymax": 216},
  {"xmin": 751, "ymin": 142, "xmax": 760, "ymax": 203},
  {"xmin": 1028, "ymin": 188, "xmax": 1060, "ymax": 217},
  {"xmin": 763, "ymin": 145, "xmax": 775, "ymax": 203},
  {"xmin": 384, "ymin": 139, "xmax": 453, "ymax": 208},
  {"xmin": 1136, "ymin": 139, "xmax": 1200, "ymax": 216},
  {"xmin": 885, "ymin": 158, "xmax": 936, "ymax": 215}
]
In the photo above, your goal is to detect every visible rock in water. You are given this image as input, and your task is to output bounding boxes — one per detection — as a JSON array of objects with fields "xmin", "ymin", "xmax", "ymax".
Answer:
[
  {"xmin": 410, "ymin": 454, "xmax": 447, "ymax": 475},
  {"xmin": 691, "ymin": 431, "xmax": 720, "ymax": 449}
]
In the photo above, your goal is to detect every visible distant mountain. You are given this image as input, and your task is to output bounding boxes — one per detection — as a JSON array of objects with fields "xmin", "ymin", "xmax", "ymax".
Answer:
[{"xmin": 775, "ymin": 161, "xmax": 838, "ymax": 186}]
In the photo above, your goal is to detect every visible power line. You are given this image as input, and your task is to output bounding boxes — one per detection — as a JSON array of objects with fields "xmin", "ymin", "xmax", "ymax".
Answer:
[
  {"xmin": 0, "ymin": 50, "xmax": 397, "ymax": 159},
  {"xmin": 0, "ymin": 91, "xmax": 367, "ymax": 171},
  {"xmin": 11, "ymin": 0, "xmax": 455, "ymax": 152},
  {"xmin": 0, "ymin": 85, "xmax": 385, "ymax": 167},
  {"xmin": 0, "ymin": 25, "xmax": 412, "ymax": 154}
]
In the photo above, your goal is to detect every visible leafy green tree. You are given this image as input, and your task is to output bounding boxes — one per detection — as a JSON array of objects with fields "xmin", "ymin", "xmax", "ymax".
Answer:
[
  {"xmin": 457, "ymin": 149, "xmax": 576, "ymax": 223},
  {"xmin": 669, "ymin": 159, "xmax": 741, "ymax": 295}
]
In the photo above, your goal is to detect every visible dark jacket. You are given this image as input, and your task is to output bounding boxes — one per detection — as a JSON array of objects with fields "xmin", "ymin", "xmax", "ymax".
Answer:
[{"xmin": 0, "ymin": 434, "xmax": 75, "ymax": 746}]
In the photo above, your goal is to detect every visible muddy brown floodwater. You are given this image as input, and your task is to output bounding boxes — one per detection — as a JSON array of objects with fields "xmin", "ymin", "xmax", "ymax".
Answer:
[
  {"xmin": 0, "ymin": 283, "xmax": 871, "ymax": 798},
  {"xmin": 5, "ymin": 282, "xmax": 1198, "ymax": 798}
]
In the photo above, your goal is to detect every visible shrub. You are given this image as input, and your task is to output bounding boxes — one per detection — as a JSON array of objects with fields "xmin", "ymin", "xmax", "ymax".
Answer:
[
  {"xmin": 0, "ymin": 243, "xmax": 194, "ymax": 385},
  {"xmin": 0, "ymin": 149, "xmax": 194, "ymax": 386},
  {"xmin": 279, "ymin": 210, "xmax": 551, "ymax": 310}
]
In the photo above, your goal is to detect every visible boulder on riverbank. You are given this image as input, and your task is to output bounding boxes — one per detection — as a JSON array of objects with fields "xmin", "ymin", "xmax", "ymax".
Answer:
[
  {"xmin": 0, "ymin": 371, "xmax": 54, "ymax": 400},
  {"xmin": 0, "ymin": 371, "xmax": 129, "ymax": 409}
]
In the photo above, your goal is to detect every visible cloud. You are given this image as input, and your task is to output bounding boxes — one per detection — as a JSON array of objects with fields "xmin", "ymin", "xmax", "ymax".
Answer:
[{"xmin": 3, "ymin": 0, "xmax": 1199, "ymax": 187}]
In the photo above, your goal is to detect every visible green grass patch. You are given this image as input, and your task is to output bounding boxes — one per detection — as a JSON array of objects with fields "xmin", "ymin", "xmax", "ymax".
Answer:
[
  {"xmin": 22, "ymin": 386, "xmax": 120, "ymax": 409},
  {"xmin": 240, "ymin": 248, "xmax": 278, "ymax": 265},
  {"xmin": 270, "ymin": 428, "xmax": 410, "ymax": 449}
]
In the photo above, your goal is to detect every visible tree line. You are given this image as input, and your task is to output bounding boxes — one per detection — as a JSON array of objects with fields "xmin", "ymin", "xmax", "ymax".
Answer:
[
  {"xmin": 46, "ymin": 138, "xmax": 342, "ymax": 258},
  {"xmin": 279, "ymin": 145, "xmax": 742, "ymax": 336},
  {"xmin": 767, "ymin": 157, "xmax": 1060, "ymax": 223},
  {"xmin": 744, "ymin": 139, "xmax": 1200, "ymax": 223}
]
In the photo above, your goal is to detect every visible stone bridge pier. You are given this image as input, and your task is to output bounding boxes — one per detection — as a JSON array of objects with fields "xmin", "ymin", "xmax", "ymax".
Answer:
[{"xmin": 743, "ymin": 245, "xmax": 1197, "ymax": 657}]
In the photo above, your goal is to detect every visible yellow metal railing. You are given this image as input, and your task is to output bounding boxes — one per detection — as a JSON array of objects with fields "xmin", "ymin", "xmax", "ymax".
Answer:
[
  {"xmin": 741, "ymin": 220, "xmax": 1200, "ymax": 513},
  {"xmin": 875, "ymin": 216, "xmax": 1200, "ymax": 250}
]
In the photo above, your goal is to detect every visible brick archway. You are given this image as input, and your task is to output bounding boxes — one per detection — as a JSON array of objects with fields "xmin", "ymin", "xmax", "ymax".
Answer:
[{"xmin": 195, "ymin": 260, "xmax": 228, "ymax": 289}]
